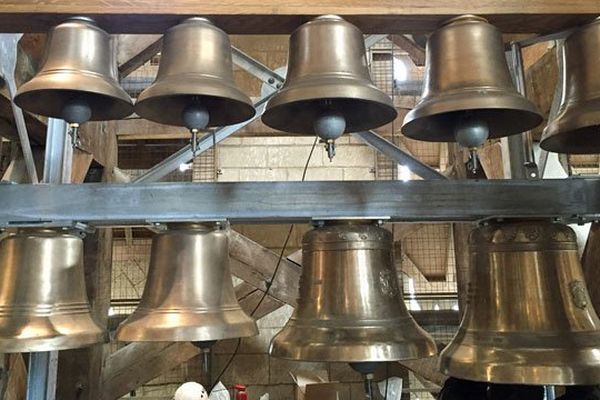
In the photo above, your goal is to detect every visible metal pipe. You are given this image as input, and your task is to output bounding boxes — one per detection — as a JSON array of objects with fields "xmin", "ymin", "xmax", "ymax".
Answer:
[
  {"xmin": 26, "ymin": 351, "xmax": 58, "ymax": 400},
  {"xmin": 507, "ymin": 42, "xmax": 539, "ymax": 179},
  {"xmin": 42, "ymin": 118, "xmax": 68, "ymax": 184}
]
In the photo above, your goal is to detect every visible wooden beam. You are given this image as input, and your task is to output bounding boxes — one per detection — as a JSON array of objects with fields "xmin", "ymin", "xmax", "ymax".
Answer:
[
  {"xmin": 0, "ymin": 1, "xmax": 597, "ymax": 34},
  {"xmin": 117, "ymin": 35, "xmax": 162, "ymax": 78},
  {"xmin": 388, "ymin": 35, "xmax": 425, "ymax": 66}
]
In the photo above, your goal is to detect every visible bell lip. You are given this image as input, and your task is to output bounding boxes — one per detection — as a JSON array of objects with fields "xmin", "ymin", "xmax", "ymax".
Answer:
[
  {"xmin": 440, "ymin": 344, "xmax": 600, "ymax": 385},
  {"xmin": 262, "ymin": 81, "xmax": 397, "ymax": 134},
  {"xmin": 14, "ymin": 70, "xmax": 134, "ymax": 121},
  {"xmin": 540, "ymin": 98, "xmax": 600, "ymax": 154},
  {"xmin": 115, "ymin": 309, "xmax": 259, "ymax": 342},
  {"xmin": 134, "ymin": 76, "xmax": 256, "ymax": 128},
  {"xmin": 269, "ymin": 319, "xmax": 437, "ymax": 362},
  {"xmin": 0, "ymin": 315, "xmax": 106, "ymax": 353},
  {"xmin": 401, "ymin": 90, "xmax": 543, "ymax": 141}
]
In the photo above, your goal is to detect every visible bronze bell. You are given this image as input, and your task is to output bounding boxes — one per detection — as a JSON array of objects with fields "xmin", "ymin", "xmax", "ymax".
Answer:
[
  {"xmin": 14, "ymin": 17, "xmax": 134, "ymax": 123},
  {"xmin": 0, "ymin": 229, "xmax": 105, "ymax": 353},
  {"xmin": 402, "ymin": 15, "xmax": 542, "ymax": 143},
  {"xmin": 116, "ymin": 223, "xmax": 258, "ymax": 342},
  {"xmin": 135, "ymin": 18, "xmax": 255, "ymax": 130},
  {"xmin": 440, "ymin": 221, "xmax": 600, "ymax": 385},
  {"xmin": 270, "ymin": 221, "xmax": 436, "ymax": 362},
  {"xmin": 262, "ymin": 15, "xmax": 397, "ymax": 159},
  {"xmin": 541, "ymin": 18, "xmax": 600, "ymax": 154}
]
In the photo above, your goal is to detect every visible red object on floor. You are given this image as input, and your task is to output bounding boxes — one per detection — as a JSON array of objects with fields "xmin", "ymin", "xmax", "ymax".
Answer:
[{"xmin": 234, "ymin": 384, "xmax": 248, "ymax": 400}]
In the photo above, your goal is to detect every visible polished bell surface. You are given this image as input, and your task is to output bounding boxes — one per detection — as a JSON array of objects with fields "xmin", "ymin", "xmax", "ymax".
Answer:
[
  {"xmin": 262, "ymin": 15, "xmax": 397, "ymax": 134},
  {"xmin": 135, "ymin": 18, "xmax": 255, "ymax": 128},
  {"xmin": 0, "ymin": 229, "xmax": 105, "ymax": 353},
  {"xmin": 270, "ymin": 222, "xmax": 436, "ymax": 362},
  {"xmin": 116, "ymin": 223, "xmax": 258, "ymax": 342},
  {"xmin": 541, "ymin": 18, "xmax": 600, "ymax": 154},
  {"xmin": 402, "ymin": 15, "xmax": 542, "ymax": 142},
  {"xmin": 440, "ymin": 221, "xmax": 600, "ymax": 385},
  {"xmin": 14, "ymin": 17, "xmax": 133, "ymax": 121}
]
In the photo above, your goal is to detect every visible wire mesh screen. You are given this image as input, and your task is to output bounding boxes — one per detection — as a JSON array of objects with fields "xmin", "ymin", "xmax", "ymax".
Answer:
[{"xmin": 568, "ymin": 154, "xmax": 600, "ymax": 176}]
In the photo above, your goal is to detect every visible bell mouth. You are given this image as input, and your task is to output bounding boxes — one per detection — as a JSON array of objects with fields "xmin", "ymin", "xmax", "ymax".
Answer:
[{"xmin": 441, "ymin": 15, "xmax": 489, "ymax": 27}]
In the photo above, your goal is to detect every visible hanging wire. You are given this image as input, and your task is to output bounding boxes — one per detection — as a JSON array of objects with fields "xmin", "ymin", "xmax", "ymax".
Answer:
[{"xmin": 210, "ymin": 136, "xmax": 319, "ymax": 392}]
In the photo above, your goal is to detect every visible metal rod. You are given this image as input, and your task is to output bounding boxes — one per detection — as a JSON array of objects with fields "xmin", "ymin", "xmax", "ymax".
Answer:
[
  {"xmin": 26, "ymin": 351, "xmax": 58, "ymax": 400},
  {"xmin": 0, "ymin": 34, "xmax": 39, "ymax": 183},
  {"xmin": 353, "ymin": 131, "xmax": 447, "ymax": 180},
  {"xmin": 515, "ymin": 28, "xmax": 573, "ymax": 48},
  {"xmin": 1, "ymin": 179, "xmax": 599, "ymax": 226},
  {"xmin": 42, "ymin": 118, "xmax": 68, "ymax": 184}
]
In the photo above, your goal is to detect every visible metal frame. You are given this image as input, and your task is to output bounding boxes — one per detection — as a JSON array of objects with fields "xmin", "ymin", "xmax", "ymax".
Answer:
[{"xmin": 1, "ymin": 179, "xmax": 599, "ymax": 226}]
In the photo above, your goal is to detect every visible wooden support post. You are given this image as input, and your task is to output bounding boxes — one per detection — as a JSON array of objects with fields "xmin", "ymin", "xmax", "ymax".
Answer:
[{"xmin": 56, "ymin": 122, "xmax": 117, "ymax": 400}]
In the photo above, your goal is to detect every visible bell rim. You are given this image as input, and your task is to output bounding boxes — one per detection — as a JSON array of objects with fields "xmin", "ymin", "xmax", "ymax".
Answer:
[
  {"xmin": 135, "ymin": 78, "xmax": 256, "ymax": 127},
  {"xmin": 14, "ymin": 70, "xmax": 134, "ymax": 121},
  {"xmin": 440, "ymin": 342, "xmax": 600, "ymax": 385},
  {"xmin": 401, "ymin": 90, "xmax": 543, "ymax": 141},
  {"xmin": 541, "ymin": 97, "xmax": 600, "ymax": 154},
  {"xmin": 269, "ymin": 319, "xmax": 437, "ymax": 362},
  {"xmin": 262, "ymin": 81, "xmax": 397, "ymax": 134},
  {"xmin": 115, "ymin": 309, "xmax": 258, "ymax": 342}
]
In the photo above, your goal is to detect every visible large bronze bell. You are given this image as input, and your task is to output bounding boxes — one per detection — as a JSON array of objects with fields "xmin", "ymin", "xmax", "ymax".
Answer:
[
  {"xmin": 270, "ymin": 221, "xmax": 436, "ymax": 362},
  {"xmin": 135, "ymin": 18, "xmax": 255, "ymax": 129},
  {"xmin": 14, "ymin": 17, "xmax": 133, "ymax": 123},
  {"xmin": 0, "ymin": 229, "xmax": 105, "ymax": 353},
  {"xmin": 261, "ymin": 15, "xmax": 397, "ymax": 138},
  {"xmin": 541, "ymin": 18, "xmax": 600, "ymax": 154},
  {"xmin": 440, "ymin": 221, "xmax": 600, "ymax": 385},
  {"xmin": 402, "ymin": 15, "xmax": 542, "ymax": 143},
  {"xmin": 116, "ymin": 223, "xmax": 258, "ymax": 342}
]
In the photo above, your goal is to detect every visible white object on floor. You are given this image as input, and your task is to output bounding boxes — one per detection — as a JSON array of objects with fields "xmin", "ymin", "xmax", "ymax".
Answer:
[
  {"xmin": 174, "ymin": 382, "xmax": 209, "ymax": 400},
  {"xmin": 209, "ymin": 382, "xmax": 231, "ymax": 400}
]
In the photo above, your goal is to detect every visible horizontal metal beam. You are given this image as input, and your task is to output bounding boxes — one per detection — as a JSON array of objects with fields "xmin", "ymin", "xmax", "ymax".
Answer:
[
  {"xmin": 0, "ymin": 179, "xmax": 599, "ymax": 226},
  {"xmin": 353, "ymin": 131, "xmax": 447, "ymax": 180}
]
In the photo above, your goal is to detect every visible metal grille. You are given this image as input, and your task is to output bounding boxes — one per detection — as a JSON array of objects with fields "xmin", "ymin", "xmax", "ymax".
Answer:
[
  {"xmin": 193, "ymin": 148, "xmax": 218, "ymax": 182},
  {"xmin": 120, "ymin": 56, "xmax": 159, "ymax": 99},
  {"xmin": 568, "ymin": 154, "xmax": 600, "ymax": 176},
  {"xmin": 111, "ymin": 237, "xmax": 151, "ymax": 316}
]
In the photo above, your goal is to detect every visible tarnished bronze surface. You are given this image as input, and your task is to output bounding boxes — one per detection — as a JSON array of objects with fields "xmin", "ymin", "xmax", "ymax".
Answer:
[
  {"xmin": 270, "ymin": 221, "xmax": 436, "ymax": 362},
  {"xmin": 135, "ymin": 18, "xmax": 255, "ymax": 127},
  {"xmin": 402, "ymin": 15, "xmax": 542, "ymax": 142},
  {"xmin": 14, "ymin": 17, "xmax": 133, "ymax": 120},
  {"xmin": 541, "ymin": 18, "xmax": 600, "ymax": 154},
  {"xmin": 440, "ymin": 221, "xmax": 600, "ymax": 385},
  {"xmin": 262, "ymin": 15, "xmax": 397, "ymax": 134},
  {"xmin": 0, "ymin": 229, "xmax": 105, "ymax": 353},
  {"xmin": 116, "ymin": 223, "xmax": 258, "ymax": 342}
]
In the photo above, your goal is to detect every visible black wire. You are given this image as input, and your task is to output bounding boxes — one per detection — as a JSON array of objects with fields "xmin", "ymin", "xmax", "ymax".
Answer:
[{"xmin": 210, "ymin": 136, "xmax": 319, "ymax": 392}]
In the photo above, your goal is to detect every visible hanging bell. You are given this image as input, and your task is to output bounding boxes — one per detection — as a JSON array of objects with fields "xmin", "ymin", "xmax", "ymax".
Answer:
[
  {"xmin": 402, "ymin": 15, "xmax": 542, "ymax": 144},
  {"xmin": 440, "ymin": 221, "xmax": 600, "ymax": 385},
  {"xmin": 261, "ymin": 15, "xmax": 397, "ymax": 143},
  {"xmin": 116, "ymin": 223, "xmax": 258, "ymax": 342},
  {"xmin": 270, "ymin": 221, "xmax": 436, "ymax": 362},
  {"xmin": 135, "ymin": 18, "xmax": 255, "ymax": 131},
  {"xmin": 541, "ymin": 18, "xmax": 600, "ymax": 154},
  {"xmin": 0, "ymin": 229, "xmax": 105, "ymax": 353},
  {"xmin": 14, "ymin": 17, "xmax": 134, "ymax": 123}
]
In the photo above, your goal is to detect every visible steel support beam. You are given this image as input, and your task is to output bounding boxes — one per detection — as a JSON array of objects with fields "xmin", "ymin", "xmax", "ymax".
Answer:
[
  {"xmin": 353, "ymin": 131, "xmax": 447, "ymax": 180},
  {"xmin": 0, "ymin": 179, "xmax": 599, "ymax": 226},
  {"xmin": 232, "ymin": 46, "xmax": 285, "ymax": 91}
]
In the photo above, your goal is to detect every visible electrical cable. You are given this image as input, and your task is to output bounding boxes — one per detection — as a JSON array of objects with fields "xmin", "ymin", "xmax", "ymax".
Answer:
[{"xmin": 210, "ymin": 136, "xmax": 319, "ymax": 392}]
